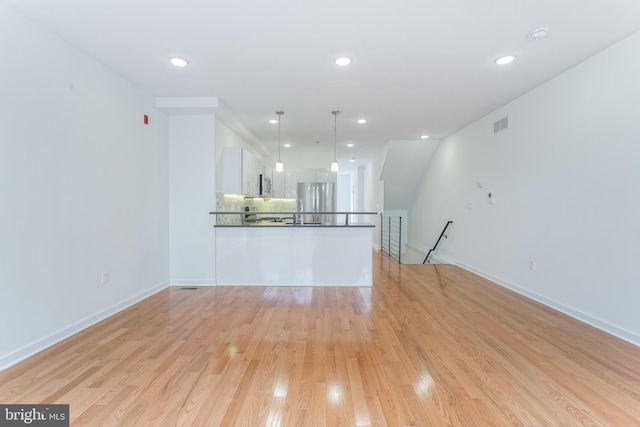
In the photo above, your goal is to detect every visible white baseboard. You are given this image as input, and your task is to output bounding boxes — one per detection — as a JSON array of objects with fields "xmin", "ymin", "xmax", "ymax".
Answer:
[
  {"xmin": 372, "ymin": 242, "xmax": 381, "ymax": 252},
  {"xmin": 170, "ymin": 279, "xmax": 217, "ymax": 287},
  {"xmin": 450, "ymin": 259, "xmax": 640, "ymax": 348},
  {"xmin": 0, "ymin": 281, "xmax": 170, "ymax": 371},
  {"xmin": 405, "ymin": 243, "xmax": 449, "ymax": 264},
  {"xmin": 406, "ymin": 242, "xmax": 429, "ymax": 253},
  {"xmin": 406, "ymin": 245, "xmax": 640, "ymax": 346},
  {"xmin": 426, "ymin": 254, "xmax": 449, "ymax": 264}
]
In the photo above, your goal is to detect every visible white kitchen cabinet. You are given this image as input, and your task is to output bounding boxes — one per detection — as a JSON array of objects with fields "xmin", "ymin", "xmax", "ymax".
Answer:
[
  {"xmin": 272, "ymin": 167, "xmax": 295, "ymax": 198},
  {"xmin": 272, "ymin": 168, "xmax": 284, "ymax": 198},
  {"xmin": 242, "ymin": 149, "xmax": 260, "ymax": 196},
  {"xmin": 222, "ymin": 147, "xmax": 260, "ymax": 196},
  {"xmin": 284, "ymin": 169, "xmax": 297, "ymax": 198},
  {"xmin": 215, "ymin": 226, "xmax": 373, "ymax": 286}
]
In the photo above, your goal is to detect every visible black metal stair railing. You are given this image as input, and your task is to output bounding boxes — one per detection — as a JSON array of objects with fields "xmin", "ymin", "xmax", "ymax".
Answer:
[
  {"xmin": 380, "ymin": 213, "xmax": 402, "ymax": 264},
  {"xmin": 423, "ymin": 221, "xmax": 453, "ymax": 264}
]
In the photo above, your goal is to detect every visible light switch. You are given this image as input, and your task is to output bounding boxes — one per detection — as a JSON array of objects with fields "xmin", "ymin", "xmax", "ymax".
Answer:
[{"xmin": 488, "ymin": 192, "xmax": 496, "ymax": 204}]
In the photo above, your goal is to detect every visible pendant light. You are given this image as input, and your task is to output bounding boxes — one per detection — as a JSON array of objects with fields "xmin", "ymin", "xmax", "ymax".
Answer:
[
  {"xmin": 331, "ymin": 110, "xmax": 340, "ymax": 172},
  {"xmin": 275, "ymin": 111, "xmax": 284, "ymax": 172}
]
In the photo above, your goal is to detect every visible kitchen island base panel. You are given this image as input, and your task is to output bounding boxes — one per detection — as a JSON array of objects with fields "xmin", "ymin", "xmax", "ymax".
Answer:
[{"xmin": 215, "ymin": 226, "xmax": 373, "ymax": 286}]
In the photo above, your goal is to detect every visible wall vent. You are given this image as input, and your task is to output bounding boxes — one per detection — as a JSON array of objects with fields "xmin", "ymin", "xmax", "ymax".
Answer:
[{"xmin": 493, "ymin": 116, "xmax": 509, "ymax": 133}]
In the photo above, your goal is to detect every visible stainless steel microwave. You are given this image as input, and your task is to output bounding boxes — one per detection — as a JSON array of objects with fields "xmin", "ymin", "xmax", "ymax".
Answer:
[{"xmin": 259, "ymin": 174, "xmax": 272, "ymax": 197}]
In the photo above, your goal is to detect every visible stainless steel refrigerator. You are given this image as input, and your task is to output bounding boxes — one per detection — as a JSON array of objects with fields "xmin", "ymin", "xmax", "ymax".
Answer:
[{"xmin": 297, "ymin": 182, "xmax": 336, "ymax": 225}]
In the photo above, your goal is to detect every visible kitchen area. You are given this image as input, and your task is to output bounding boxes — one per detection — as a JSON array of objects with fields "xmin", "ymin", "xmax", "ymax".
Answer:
[{"xmin": 212, "ymin": 146, "xmax": 376, "ymax": 287}]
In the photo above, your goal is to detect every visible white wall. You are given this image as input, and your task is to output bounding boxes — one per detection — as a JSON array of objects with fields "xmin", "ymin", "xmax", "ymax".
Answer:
[
  {"xmin": 0, "ymin": 4, "xmax": 170, "ymax": 368},
  {"xmin": 169, "ymin": 115, "xmax": 216, "ymax": 285},
  {"xmin": 265, "ymin": 151, "xmax": 334, "ymax": 171},
  {"xmin": 363, "ymin": 158, "xmax": 384, "ymax": 249},
  {"xmin": 409, "ymin": 31, "xmax": 640, "ymax": 345},
  {"xmin": 216, "ymin": 119, "xmax": 263, "ymax": 161},
  {"xmin": 168, "ymin": 114, "xmax": 259, "ymax": 285},
  {"xmin": 380, "ymin": 139, "xmax": 440, "ymax": 210},
  {"xmin": 337, "ymin": 174, "xmax": 352, "ymax": 211}
]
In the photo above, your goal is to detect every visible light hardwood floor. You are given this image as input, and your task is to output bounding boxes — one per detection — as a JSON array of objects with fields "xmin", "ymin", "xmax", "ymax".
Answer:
[{"xmin": 2, "ymin": 253, "xmax": 640, "ymax": 426}]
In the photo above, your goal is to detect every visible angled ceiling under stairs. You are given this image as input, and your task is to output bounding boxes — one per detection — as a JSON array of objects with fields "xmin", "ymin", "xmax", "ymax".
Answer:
[{"xmin": 380, "ymin": 140, "xmax": 441, "ymax": 210}]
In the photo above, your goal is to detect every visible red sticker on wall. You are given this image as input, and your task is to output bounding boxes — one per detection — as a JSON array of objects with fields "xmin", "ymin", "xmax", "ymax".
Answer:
[{"xmin": 144, "ymin": 115, "xmax": 149, "ymax": 125}]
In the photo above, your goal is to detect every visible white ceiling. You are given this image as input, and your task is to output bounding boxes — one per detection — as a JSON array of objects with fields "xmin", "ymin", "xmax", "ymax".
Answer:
[{"xmin": 6, "ymin": 0, "xmax": 640, "ymax": 165}]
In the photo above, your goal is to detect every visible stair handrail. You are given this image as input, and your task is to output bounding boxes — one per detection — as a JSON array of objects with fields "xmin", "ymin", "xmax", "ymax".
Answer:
[{"xmin": 423, "ymin": 221, "xmax": 453, "ymax": 264}]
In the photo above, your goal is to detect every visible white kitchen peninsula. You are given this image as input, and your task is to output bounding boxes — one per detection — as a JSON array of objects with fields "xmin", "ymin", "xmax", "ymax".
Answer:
[{"xmin": 213, "ymin": 216, "xmax": 375, "ymax": 286}]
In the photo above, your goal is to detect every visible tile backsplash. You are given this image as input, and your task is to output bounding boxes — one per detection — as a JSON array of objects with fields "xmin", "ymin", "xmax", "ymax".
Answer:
[{"xmin": 215, "ymin": 194, "xmax": 297, "ymax": 225}]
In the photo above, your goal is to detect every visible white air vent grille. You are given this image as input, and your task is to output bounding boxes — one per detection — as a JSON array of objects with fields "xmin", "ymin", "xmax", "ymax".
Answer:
[{"xmin": 493, "ymin": 116, "xmax": 509, "ymax": 133}]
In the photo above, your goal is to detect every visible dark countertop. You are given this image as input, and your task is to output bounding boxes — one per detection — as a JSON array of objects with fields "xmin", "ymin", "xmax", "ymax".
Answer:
[
  {"xmin": 210, "ymin": 211, "xmax": 378, "ymax": 228},
  {"xmin": 214, "ymin": 223, "xmax": 375, "ymax": 228}
]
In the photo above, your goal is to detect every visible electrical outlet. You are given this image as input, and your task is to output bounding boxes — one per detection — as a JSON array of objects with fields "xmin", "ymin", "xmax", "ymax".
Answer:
[
  {"xmin": 102, "ymin": 272, "xmax": 110, "ymax": 285},
  {"xmin": 529, "ymin": 260, "xmax": 535, "ymax": 271}
]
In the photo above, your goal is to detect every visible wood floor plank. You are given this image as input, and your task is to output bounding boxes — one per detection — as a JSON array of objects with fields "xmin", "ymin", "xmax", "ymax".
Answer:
[{"xmin": 2, "ymin": 252, "xmax": 640, "ymax": 425}]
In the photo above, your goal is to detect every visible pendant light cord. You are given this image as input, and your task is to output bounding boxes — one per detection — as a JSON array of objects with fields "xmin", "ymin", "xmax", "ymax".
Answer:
[
  {"xmin": 276, "ymin": 111, "xmax": 284, "ymax": 162},
  {"xmin": 333, "ymin": 114, "xmax": 338, "ymax": 156},
  {"xmin": 332, "ymin": 110, "xmax": 340, "ymax": 161}
]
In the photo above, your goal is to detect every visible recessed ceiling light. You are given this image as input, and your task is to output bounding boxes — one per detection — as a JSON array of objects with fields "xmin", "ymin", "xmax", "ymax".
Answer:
[
  {"xmin": 421, "ymin": 135, "xmax": 429, "ymax": 139},
  {"xmin": 283, "ymin": 143, "xmax": 291, "ymax": 148},
  {"xmin": 528, "ymin": 27, "xmax": 550, "ymax": 41},
  {"xmin": 356, "ymin": 119, "xmax": 367, "ymax": 124},
  {"xmin": 495, "ymin": 55, "xmax": 515, "ymax": 65},
  {"xmin": 269, "ymin": 119, "xmax": 279, "ymax": 124},
  {"xmin": 169, "ymin": 57, "xmax": 188, "ymax": 67},
  {"xmin": 335, "ymin": 57, "xmax": 352, "ymax": 66},
  {"xmin": 347, "ymin": 143, "xmax": 355, "ymax": 147},
  {"xmin": 349, "ymin": 158, "xmax": 356, "ymax": 163}
]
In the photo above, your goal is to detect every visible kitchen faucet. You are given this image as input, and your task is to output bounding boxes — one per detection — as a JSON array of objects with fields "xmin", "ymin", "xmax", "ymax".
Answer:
[{"xmin": 298, "ymin": 199, "xmax": 304, "ymax": 225}]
